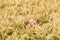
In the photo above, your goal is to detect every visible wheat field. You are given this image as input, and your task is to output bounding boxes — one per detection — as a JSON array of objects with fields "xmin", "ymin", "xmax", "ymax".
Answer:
[{"xmin": 0, "ymin": 0, "xmax": 60, "ymax": 40}]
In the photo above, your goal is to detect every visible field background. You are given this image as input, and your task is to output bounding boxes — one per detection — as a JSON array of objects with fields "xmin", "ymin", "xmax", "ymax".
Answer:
[{"xmin": 0, "ymin": 0, "xmax": 60, "ymax": 40}]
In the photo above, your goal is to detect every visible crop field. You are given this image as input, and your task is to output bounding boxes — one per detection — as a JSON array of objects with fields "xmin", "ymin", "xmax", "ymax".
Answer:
[{"xmin": 0, "ymin": 0, "xmax": 60, "ymax": 40}]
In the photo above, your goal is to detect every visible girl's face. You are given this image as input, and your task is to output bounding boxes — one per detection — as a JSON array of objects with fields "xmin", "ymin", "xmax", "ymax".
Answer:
[{"xmin": 28, "ymin": 18, "xmax": 36, "ymax": 26}]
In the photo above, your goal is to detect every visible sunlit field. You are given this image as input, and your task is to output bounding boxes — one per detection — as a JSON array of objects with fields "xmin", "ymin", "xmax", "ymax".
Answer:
[{"xmin": 0, "ymin": 0, "xmax": 60, "ymax": 40}]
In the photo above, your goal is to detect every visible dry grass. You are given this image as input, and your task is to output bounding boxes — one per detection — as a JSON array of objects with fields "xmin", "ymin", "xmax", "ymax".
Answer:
[{"xmin": 0, "ymin": 0, "xmax": 60, "ymax": 40}]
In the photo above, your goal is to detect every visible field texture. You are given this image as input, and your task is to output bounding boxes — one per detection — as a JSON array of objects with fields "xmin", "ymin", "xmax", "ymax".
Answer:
[{"xmin": 0, "ymin": 0, "xmax": 60, "ymax": 40}]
